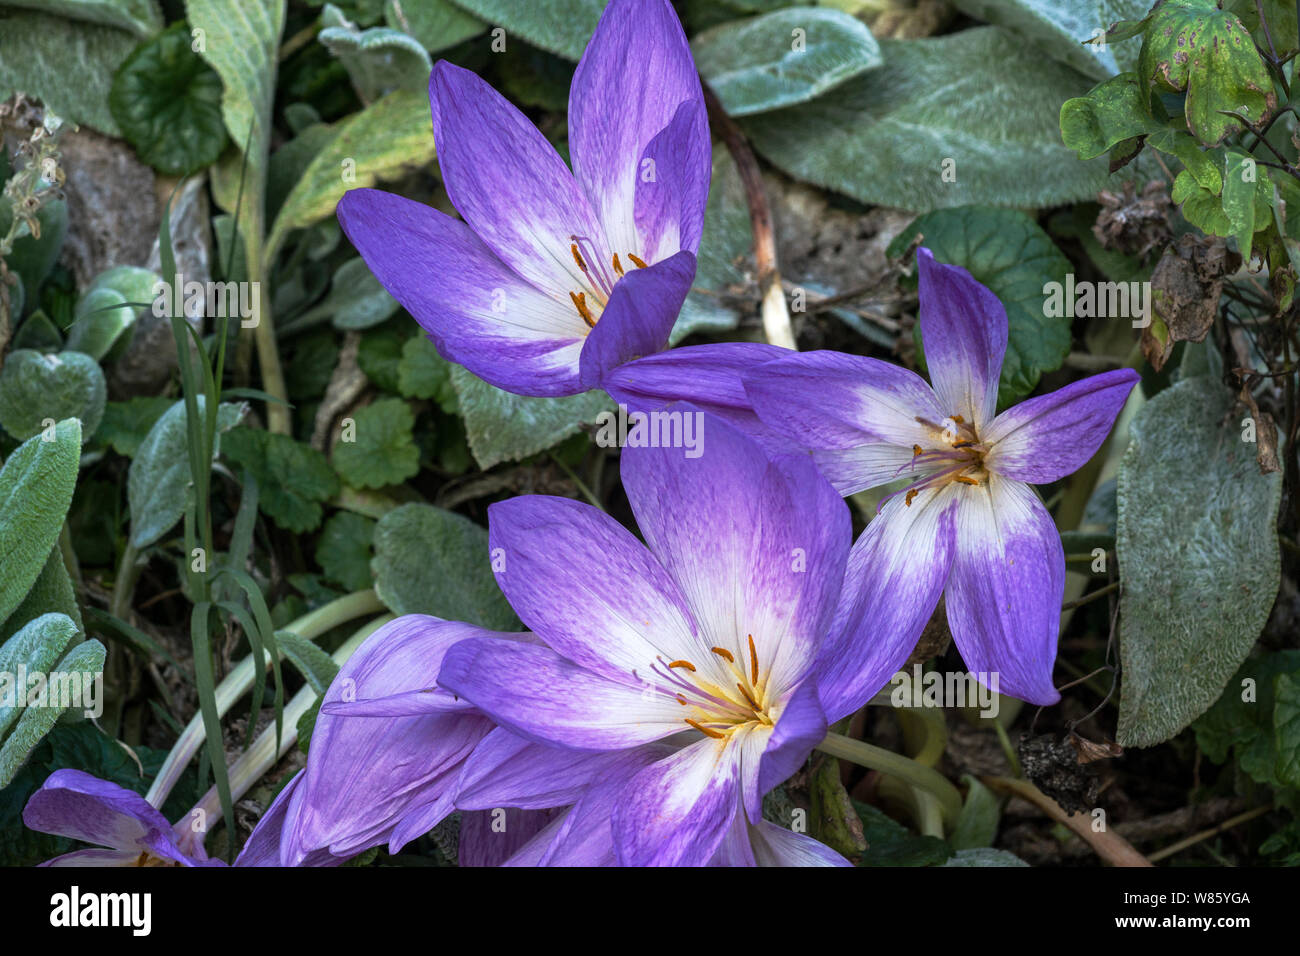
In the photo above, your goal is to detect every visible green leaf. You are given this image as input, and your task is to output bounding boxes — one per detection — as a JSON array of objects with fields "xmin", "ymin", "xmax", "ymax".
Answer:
[
  {"xmin": 325, "ymin": 257, "xmax": 399, "ymax": 331},
  {"xmin": 691, "ymin": 7, "xmax": 882, "ymax": 117},
  {"xmin": 449, "ymin": 364, "xmax": 612, "ymax": 470},
  {"xmin": 0, "ymin": 199, "xmax": 68, "ymax": 317},
  {"xmin": 332, "ymin": 398, "xmax": 420, "ymax": 489},
  {"xmin": 371, "ymin": 502, "xmax": 519, "ymax": 629},
  {"xmin": 315, "ymin": 511, "xmax": 376, "ymax": 592},
  {"xmin": 319, "ymin": 2, "xmax": 432, "ymax": 101},
  {"xmin": 0, "ymin": 350, "xmax": 105, "ymax": 444},
  {"xmin": 1059, "ymin": 72, "xmax": 1163, "ymax": 161},
  {"xmin": 0, "ymin": 12, "xmax": 138, "ymax": 135},
  {"xmin": 397, "ymin": 336, "xmax": 457, "ymax": 408},
  {"xmin": 443, "ymin": 0, "xmax": 604, "ymax": 60},
  {"xmin": 64, "ymin": 266, "xmax": 162, "ymax": 361},
  {"xmin": 1193, "ymin": 651, "xmax": 1300, "ymax": 787},
  {"xmin": 0, "ymin": 613, "xmax": 79, "ymax": 745},
  {"xmin": 888, "ymin": 206, "xmax": 1073, "ymax": 406},
  {"xmin": 274, "ymin": 630, "xmax": 339, "ymax": 696},
  {"xmin": 267, "ymin": 88, "xmax": 437, "ymax": 261},
  {"xmin": 11, "ymin": 310, "xmax": 60, "ymax": 353},
  {"xmin": 852, "ymin": 799, "xmax": 953, "ymax": 866},
  {"xmin": 2, "ymin": 0, "xmax": 163, "ymax": 37},
  {"xmin": 0, "ymin": 613, "xmax": 105, "ymax": 789},
  {"xmin": 1221, "ymin": 149, "xmax": 1272, "ymax": 262},
  {"xmin": 0, "ymin": 420, "xmax": 80, "ymax": 631},
  {"xmin": 0, "ymin": 545, "xmax": 82, "ymax": 642},
  {"xmin": 127, "ymin": 398, "xmax": 244, "ymax": 548},
  {"xmin": 1117, "ymin": 375, "xmax": 1284, "ymax": 747},
  {"xmin": 1275, "ymin": 672, "xmax": 1300, "ymax": 788},
  {"xmin": 951, "ymin": 0, "xmax": 1152, "ymax": 79},
  {"xmin": 951, "ymin": 774, "xmax": 1000, "ymax": 850},
  {"xmin": 357, "ymin": 324, "xmax": 409, "ymax": 392},
  {"xmin": 1171, "ymin": 169, "xmax": 1233, "ymax": 237},
  {"xmin": 95, "ymin": 396, "xmax": 174, "ymax": 458},
  {"xmin": 220, "ymin": 427, "xmax": 340, "ymax": 533},
  {"xmin": 743, "ymin": 27, "xmax": 1109, "ymax": 212},
  {"xmin": 384, "ymin": 0, "xmax": 486, "ymax": 55},
  {"xmin": 1138, "ymin": 0, "xmax": 1276, "ymax": 146},
  {"xmin": 109, "ymin": 22, "xmax": 230, "ymax": 177}
]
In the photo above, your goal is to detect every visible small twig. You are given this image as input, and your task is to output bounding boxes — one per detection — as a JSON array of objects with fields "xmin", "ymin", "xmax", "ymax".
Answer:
[
  {"xmin": 1061, "ymin": 580, "xmax": 1120, "ymax": 611},
  {"xmin": 1147, "ymin": 805, "xmax": 1273, "ymax": 863},
  {"xmin": 702, "ymin": 82, "xmax": 795, "ymax": 351}
]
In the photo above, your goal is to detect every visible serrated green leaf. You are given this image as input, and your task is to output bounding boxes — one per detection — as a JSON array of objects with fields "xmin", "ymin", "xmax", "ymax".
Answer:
[
  {"xmin": 0, "ymin": 420, "xmax": 80, "ymax": 630},
  {"xmin": 332, "ymin": 398, "xmax": 420, "ymax": 488},
  {"xmin": 109, "ymin": 22, "xmax": 230, "ymax": 177},
  {"xmin": 691, "ymin": 8, "xmax": 882, "ymax": 117},
  {"xmin": 220, "ymin": 427, "xmax": 340, "ymax": 533},
  {"xmin": 449, "ymin": 364, "xmax": 612, "ymax": 470},
  {"xmin": 888, "ymin": 206, "xmax": 1073, "ymax": 406},
  {"xmin": 0, "ymin": 12, "xmax": 137, "ymax": 135},
  {"xmin": 127, "ymin": 398, "xmax": 244, "ymax": 548},
  {"xmin": 357, "ymin": 325, "xmax": 410, "ymax": 392},
  {"xmin": 371, "ymin": 502, "xmax": 519, "ymax": 629},
  {"xmin": 1193, "ymin": 651, "xmax": 1300, "ymax": 785},
  {"xmin": 743, "ymin": 27, "xmax": 1109, "ymax": 212},
  {"xmin": 1117, "ymin": 376, "xmax": 1284, "ymax": 747},
  {"xmin": 320, "ymin": 2, "xmax": 432, "ymax": 101},
  {"xmin": 0, "ymin": 350, "xmax": 104, "ymax": 444},
  {"xmin": 315, "ymin": 511, "xmax": 376, "ymax": 591},
  {"xmin": 1274, "ymin": 672, "xmax": 1300, "ymax": 789},
  {"xmin": 275, "ymin": 630, "xmax": 340, "ymax": 696},
  {"xmin": 397, "ymin": 336, "xmax": 457, "ymax": 408},
  {"xmin": 95, "ymin": 396, "xmax": 174, "ymax": 458},
  {"xmin": 267, "ymin": 88, "xmax": 437, "ymax": 261},
  {"xmin": 941, "ymin": 847, "xmax": 1030, "ymax": 866},
  {"xmin": 1138, "ymin": 0, "xmax": 1276, "ymax": 146}
]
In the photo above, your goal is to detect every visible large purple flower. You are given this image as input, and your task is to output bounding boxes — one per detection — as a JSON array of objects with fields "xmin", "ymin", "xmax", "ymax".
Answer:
[
  {"xmin": 336, "ymin": 0, "xmax": 709, "ymax": 397},
  {"xmin": 23, "ymin": 770, "xmax": 219, "ymax": 867},
  {"xmin": 743, "ymin": 248, "xmax": 1140, "ymax": 704},
  {"xmin": 436, "ymin": 410, "xmax": 890, "ymax": 865}
]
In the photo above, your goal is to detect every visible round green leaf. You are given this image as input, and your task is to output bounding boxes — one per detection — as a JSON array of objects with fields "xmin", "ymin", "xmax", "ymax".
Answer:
[
  {"xmin": 0, "ymin": 350, "xmax": 106, "ymax": 443},
  {"xmin": 332, "ymin": 398, "xmax": 420, "ymax": 489},
  {"xmin": 108, "ymin": 22, "xmax": 230, "ymax": 176}
]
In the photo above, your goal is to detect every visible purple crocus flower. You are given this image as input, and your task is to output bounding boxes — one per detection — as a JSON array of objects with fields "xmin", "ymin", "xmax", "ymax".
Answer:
[
  {"xmin": 742, "ymin": 248, "xmax": 1140, "ymax": 704},
  {"xmin": 23, "ymin": 769, "xmax": 220, "ymax": 867},
  {"xmin": 337, "ymin": 0, "xmax": 710, "ymax": 397},
  {"xmin": 435, "ymin": 410, "xmax": 890, "ymax": 866}
]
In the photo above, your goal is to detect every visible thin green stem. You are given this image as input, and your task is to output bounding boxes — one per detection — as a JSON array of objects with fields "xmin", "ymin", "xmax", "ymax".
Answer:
[{"xmin": 816, "ymin": 731, "xmax": 962, "ymax": 830}]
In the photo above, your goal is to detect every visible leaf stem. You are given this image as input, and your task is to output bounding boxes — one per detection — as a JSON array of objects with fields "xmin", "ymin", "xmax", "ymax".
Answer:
[{"xmin": 816, "ymin": 731, "xmax": 962, "ymax": 830}]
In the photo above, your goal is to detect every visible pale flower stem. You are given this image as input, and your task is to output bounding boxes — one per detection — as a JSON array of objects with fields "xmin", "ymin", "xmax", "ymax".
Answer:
[{"xmin": 816, "ymin": 730, "xmax": 963, "ymax": 830}]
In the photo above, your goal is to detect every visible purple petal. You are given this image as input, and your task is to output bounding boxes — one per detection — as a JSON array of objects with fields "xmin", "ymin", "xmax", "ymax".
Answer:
[
  {"xmin": 459, "ymin": 808, "xmax": 561, "ymax": 867},
  {"xmin": 744, "ymin": 349, "xmax": 947, "ymax": 451},
  {"xmin": 916, "ymin": 247, "xmax": 1008, "ymax": 429},
  {"xmin": 983, "ymin": 368, "xmax": 1140, "ymax": 484},
  {"xmin": 749, "ymin": 821, "xmax": 853, "ymax": 867},
  {"xmin": 816, "ymin": 486, "xmax": 961, "ymax": 723},
  {"xmin": 602, "ymin": 342, "xmax": 800, "ymax": 456},
  {"xmin": 428, "ymin": 61, "xmax": 607, "ymax": 297},
  {"xmin": 337, "ymin": 188, "xmax": 586, "ymax": 397},
  {"xmin": 621, "ymin": 411, "xmax": 850, "ymax": 694},
  {"xmin": 455, "ymin": 728, "xmax": 637, "ymax": 810},
  {"xmin": 236, "ymin": 774, "xmax": 343, "ymax": 867},
  {"xmin": 634, "ymin": 99, "xmax": 710, "ymax": 260},
  {"xmin": 437, "ymin": 638, "xmax": 686, "ymax": 750},
  {"xmin": 810, "ymin": 443, "xmax": 930, "ymax": 497},
  {"xmin": 23, "ymin": 769, "xmax": 194, "ymax": 864},
  {"xmin": 486, "ymin": 494, "xmax": 698, "ymax": 683},
  {"xmin": 568, "ymin": 0, "xmax": 707, "ymax": 258},
  {"xmin": 754, "ymin": 681, "xmax": 826, "ymax": 819},
  {"xmin": 40, "ymin": 848, "xmax": 148, "ymax": 867},
  {"xmin": 280, "ymin": 616, "xmax": 503, "ymax": 864},
  {"xmin": 577, "ymin": 249, "xmax": 695, "ymax": 389},
  {"xmin": 946, "ymin": 477, "xmax": 1064, "ymax": 705},
  {"xmin": 611, "ymin": 739, "xmax": 740, "ymax": 866}
]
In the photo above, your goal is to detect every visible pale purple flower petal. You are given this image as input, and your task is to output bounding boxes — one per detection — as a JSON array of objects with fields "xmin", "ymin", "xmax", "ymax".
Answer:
[
  {"xmin": 336, "ymin": 188, "xmax": 586, "ymax": 397},
  {"xmin": 41, "ymin": 848, "xmax": 148, "ymax": 867},
  {"xmin": 577, "ymin": 249, "xmax": 695, "ymax": 389},
  {"xmin": 748, "ymin": 820, "xmax": 853, "ymax": 867},
  {"xmin": 633, "ymin": 99, "xmax": 710, "ymax": 260},
  {"xmin": 945, "ymin": 477, "xmax": 1064, "ymax": 705},
  {"xmin": 753, "ymin": 681, "xmax": 826, "ymax": 818},
  {"xmin": 916, "ymin": 248, "xmax": 1007, "ymax": 428},
  {"xmin": 236, "ymin": 774, "xmax": 344, "ymax": 867},
  {"xmin": 428, "ymin": 61, "xmax": 607, "ymax": 296},
  {"xmin": 983, "ymin": 368, "xmax": 1140, "ymax": 484},
  {"xmin": 459, "ymin": 808, "xmax": 561, "ymax": 867},
  {"xmin": 455, "ymin": 728, "xmax": 644, "ymax": 810},
  {"xmin": 568, "ymin": 0, "xmax": 707, "ymax": 258}
]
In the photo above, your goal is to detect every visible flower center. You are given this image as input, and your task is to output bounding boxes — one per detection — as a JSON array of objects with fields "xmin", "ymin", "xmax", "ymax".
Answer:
[
  {"xmin": 879, "ymin": 413, "xmax": 991, "ymax": 512},
  {"xmin": 652, "ymin": 634, "xmax": 773, "ymax": 740},
  {"xmin": 566, "ymin": 234, "xmax": 648, "ymax": 328}
]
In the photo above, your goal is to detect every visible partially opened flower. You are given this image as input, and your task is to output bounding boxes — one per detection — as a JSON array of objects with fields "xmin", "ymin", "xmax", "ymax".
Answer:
[
  {"xmin": 23, "ymin": 769, "xmax": 220, "ymax": 867},
  {"xmin": 437, "ymin": 410, "xmax": 890, "ymax": 865},
  {"xmin": 743, "ymin": 248, "xmax": 1140, "ymax": 704},
  {"xmin": 337, "ymin": 0, "xmax": 710, "ymax": 397}
]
